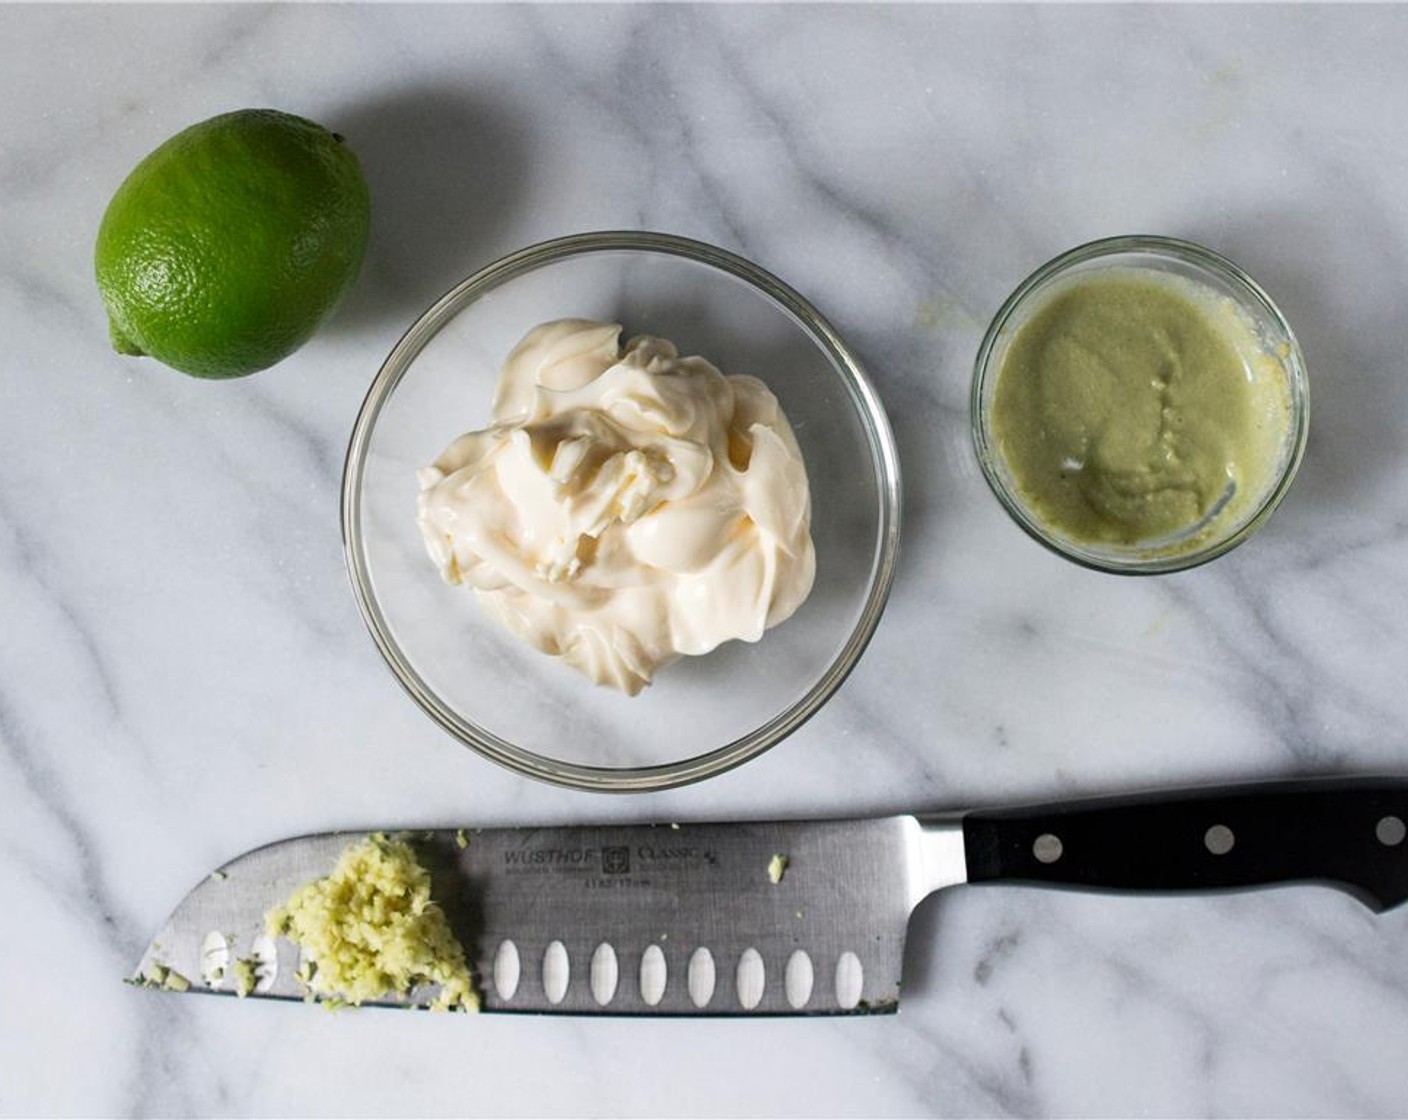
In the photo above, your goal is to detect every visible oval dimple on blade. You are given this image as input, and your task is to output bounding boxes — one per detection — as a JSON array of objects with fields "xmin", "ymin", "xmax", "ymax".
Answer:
[
  {"xmin": 250, "ymin": 936, "xmax": 279, "ymax": 994},
  {"xmin": 640, "ymin": 945, "xmax": 667, "ymax": 1006},
  {"xmin": 785, "ymin": 949, "xmax": 814, "ymax": 1009},
  {"xmin": 493, "ymin": 939, "xmax": 521, "ymax": 1001},
  {"xmin": 590, "ymin": 943, "xmax": 619, "ymax": 1006},
  {"xmin": 835, "ymin": 951, "xmax": 864, "ymax": 1010},
  {"xmin": 200, "ymin": 932, "xmax": 231, "ymax": 989},
  {"xmin": 736, "ymin": 948, "xmax": 765, "ymax": 1010},
  {"xmin": 542, "ymin": 941, "xmax": 570, "ymax": 1005},
  {"xmin": 687, "ymin": 947, "xmax": 716, "ymax": 1008}
]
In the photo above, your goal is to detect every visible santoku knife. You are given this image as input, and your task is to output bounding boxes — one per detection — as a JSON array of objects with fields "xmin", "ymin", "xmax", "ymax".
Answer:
[{"xmin": 133, "ymin": 776, "xmax": 1408, "ymax": 1016}]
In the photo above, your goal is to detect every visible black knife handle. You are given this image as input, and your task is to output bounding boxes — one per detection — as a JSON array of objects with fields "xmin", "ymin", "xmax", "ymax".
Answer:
[{"xmin": 962, "ymin": 776, "xmax": 1408, "ymax": 911}]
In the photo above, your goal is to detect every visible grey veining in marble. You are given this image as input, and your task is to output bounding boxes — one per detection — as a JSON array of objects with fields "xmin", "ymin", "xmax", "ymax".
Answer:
[{"xmin": 5, "ymin": 4, "xmax": 1408, "ymax": 1116}]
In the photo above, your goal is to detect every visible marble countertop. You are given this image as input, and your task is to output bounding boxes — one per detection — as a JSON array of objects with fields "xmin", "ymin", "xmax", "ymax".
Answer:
[{"xmin": 6, "ymin": 4, "xmax": 1408, "ymax": 1116}]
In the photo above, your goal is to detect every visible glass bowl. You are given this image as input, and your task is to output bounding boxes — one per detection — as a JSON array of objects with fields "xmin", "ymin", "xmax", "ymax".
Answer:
[
  {"xmin": 342, "ymin": 231, "xmax": 901, "ymax": 791},
  {"xmin": 972, "ymin": 235, "xmax": 1309, "ymax": 574}
]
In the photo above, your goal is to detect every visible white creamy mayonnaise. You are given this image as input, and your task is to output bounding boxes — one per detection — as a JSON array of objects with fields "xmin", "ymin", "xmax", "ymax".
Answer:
[{"xmin": 416, "ymin": 319, "xmax": 816, "ymax": 695}]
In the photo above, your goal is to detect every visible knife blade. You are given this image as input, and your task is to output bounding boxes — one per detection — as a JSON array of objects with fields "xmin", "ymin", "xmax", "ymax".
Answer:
[{"xmin": 132, "ymin": 776, "xmax": 1408, "ymax": 1016}]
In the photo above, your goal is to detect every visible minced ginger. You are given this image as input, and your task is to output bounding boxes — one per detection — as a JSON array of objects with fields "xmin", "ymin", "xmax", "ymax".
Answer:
[{"xmin": 265, "ymin": 833, "xmax": 479, "ymax": 1012}]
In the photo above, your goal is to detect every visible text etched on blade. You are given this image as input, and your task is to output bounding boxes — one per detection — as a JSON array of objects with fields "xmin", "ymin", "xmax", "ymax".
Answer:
[{"xmin": 501, "ymin": 843, "xmax": 720, "ymax": 890}]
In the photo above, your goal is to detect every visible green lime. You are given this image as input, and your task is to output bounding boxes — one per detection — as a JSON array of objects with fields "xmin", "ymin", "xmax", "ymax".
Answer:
[{"xmin": 95, "ymin": 108, "xmax": 370, "ymax": 379}]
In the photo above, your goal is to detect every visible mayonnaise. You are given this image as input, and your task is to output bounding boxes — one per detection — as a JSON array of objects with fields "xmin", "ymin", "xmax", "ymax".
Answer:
[{"xmin": 416, "ymin": 319, "xmax": 816, "ymax": 695}]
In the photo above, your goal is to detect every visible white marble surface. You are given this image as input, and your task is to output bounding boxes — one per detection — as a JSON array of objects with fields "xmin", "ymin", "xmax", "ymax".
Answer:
[{"xmin": 5, "ymin": 3, "xmax": 1408, "ymax": 1115}]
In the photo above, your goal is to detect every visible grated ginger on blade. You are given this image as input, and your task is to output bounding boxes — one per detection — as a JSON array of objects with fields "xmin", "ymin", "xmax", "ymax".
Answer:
[{"xmin": 265, "ymin": 833, "xmax": 479, "ymax": 1012}]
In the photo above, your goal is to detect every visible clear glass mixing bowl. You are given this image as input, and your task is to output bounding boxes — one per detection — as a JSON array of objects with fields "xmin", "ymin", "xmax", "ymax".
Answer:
[
  {"xmin": 972, "ymin": 235, "xmax": 1309, "ymax": 574},
  {"xmin": 342, "ymin": 231, "xmax": 901, "ymax": 791}
]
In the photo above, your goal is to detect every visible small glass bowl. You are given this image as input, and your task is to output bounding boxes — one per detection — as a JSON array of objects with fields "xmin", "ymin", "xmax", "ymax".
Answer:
[
  {"xmin": 342, "ymin": 231, "xmax": 901, "ymax": 791},
  {"xmin": 972, "ymin": 235, "xmax": 1309, "ymax": 574}
]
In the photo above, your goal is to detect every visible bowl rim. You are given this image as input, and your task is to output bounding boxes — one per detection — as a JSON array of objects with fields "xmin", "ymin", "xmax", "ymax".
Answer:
[
  {"xmin": 341, "ymin": 229, "xmax": 903, "ymax": 792},
  {"xmin": 970, "ymin": 233, "xmax": 1310, "ymax": 575}
]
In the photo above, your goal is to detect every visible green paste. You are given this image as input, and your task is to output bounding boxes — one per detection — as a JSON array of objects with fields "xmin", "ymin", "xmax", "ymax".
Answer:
[{"xmin": 992, "ymin": 269, "xmax": 1289, "ymax": 550}]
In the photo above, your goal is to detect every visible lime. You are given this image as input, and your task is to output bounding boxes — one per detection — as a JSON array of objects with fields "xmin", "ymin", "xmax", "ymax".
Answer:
[{"xmin": 95, "ymin": 109, "xmax": 370, "ymax": 379}]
